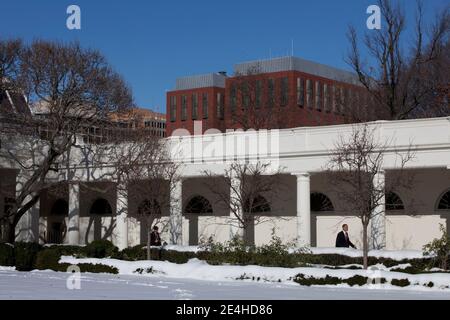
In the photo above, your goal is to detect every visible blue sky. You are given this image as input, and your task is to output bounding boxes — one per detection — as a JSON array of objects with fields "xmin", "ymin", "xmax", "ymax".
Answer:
[{"xmin": 1, "ymin": 0, "xmax": 447, "ymax": 113}]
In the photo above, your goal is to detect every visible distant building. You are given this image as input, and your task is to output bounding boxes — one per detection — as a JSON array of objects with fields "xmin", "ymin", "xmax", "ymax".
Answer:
[
  {"xmin": 111, "ymin": 107, "xmax": 166, "ymax": 138},
  {"xmin": 166, "ymin": 56, "xmax": 367, "ymax": 136},
  {"xmin": 29, "ymin": 103, "xmax": 167, "ymax": 143}
]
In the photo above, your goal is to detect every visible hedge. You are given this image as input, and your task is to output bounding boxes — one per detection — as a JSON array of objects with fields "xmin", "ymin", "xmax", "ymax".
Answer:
[
  {"xmin": 293, "ymin": 273, "xmax": 392, "ymax": 287},
  {"xmin": 14, "ymin": 242, "xmax": 41, "ymax": 271},
  {"xmin": 0, "ymin": 243, "xmax": 15, "ymax": 266},
  {"xmin": 0, "ymin": 240, "xmax": 441, "ymax": 276},
  {"xmin": 85, "ymin": 240, "xmax": 119, "ymax": 258}
]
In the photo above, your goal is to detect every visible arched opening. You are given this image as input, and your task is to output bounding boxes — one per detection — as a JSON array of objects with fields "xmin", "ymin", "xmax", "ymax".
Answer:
[
  {"xmin": 386, "ymin": 192, "xmax": 405, "ymax": 211},
  {"xmin": 311, "ymin": 192, "xmax": 334, "ymax": 212},
  {"xmin": 47, "ymin": 199, "xmax": 68, "ymax": 244},
  {"xmin": 184, "ymin": 195, "xmax": 213, "ymax": 246},
  {"xmin": 88, "ymin": 198, "xmax": 113, "ymax": 242},
  {"xmin": 310, "ymin": 192, "xmax": 334, "ymax": 248},
  {"xmin": 184, "ymin": 195, "xmax": 213, "ymax": 214},
  {"xmin": 437, "ymin": 190, "xmax": 450, "ymax": 210},
  {"xmin": 89, "ymin": 198, "xmax": 113, "ymax": 215},
  {"xmin": 51, "ymin": 199, "xmax": 68, "ymax": 216}
]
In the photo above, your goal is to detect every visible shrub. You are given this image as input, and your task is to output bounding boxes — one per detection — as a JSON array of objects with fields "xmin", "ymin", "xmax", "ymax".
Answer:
[
  {"xmin": 85, "ymin": 240, "xmax": 118, "ymax": 258},
  {"xmin": 0, "ymin": 243, "xmax": 15, "ymax": 266},
  {"xmin": 160, "ymin": 249, "xmax": 197, "ymax": 264},
  {"xmin": 35, "ymin": 248, "xmax": 64, "ymax": 271},
  {"xmin": 423, "ymin": 224, "xmax": 450, "ymax": 270},
  {"xmin": 135, "ymin": 267, "xmax": 153, "ymax": 274},
  {"xmin": 197, "ymin": 233, "xmax": 307, "ymax": 268},
  {"xmin": 45, "ymin": 245, "xmax": 86, "ymax": 258},
  {"xmin": 345, "ymin": 275, "xmax": 369, "ymax": 286},
  {"xmin": 14, "ymin": 242, "xmax": 41, "ymax": 271},
  {"xmin": 120, "ymin": 245, "xmax": 146, "ymax": 261},
  {"xmin": 77, "ymin": 263, "xmax": 118, "ymax": 274},
  {"xmin": 293, "ymin": 274, "xmax": 342, "ymax": 286},
  {"xmin": 391, "ymin": 278, "xmax": 411, "ymax": 287}
]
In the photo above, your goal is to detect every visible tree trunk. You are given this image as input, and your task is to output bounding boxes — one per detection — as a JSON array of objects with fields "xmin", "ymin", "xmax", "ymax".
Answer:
[
  {"xmin": 147, "ymin": 228, "xmax": 151, "ymax": 260},
  {"xmin": 362, "ymin": 223, "xmax": 369, "ymax": 269}
]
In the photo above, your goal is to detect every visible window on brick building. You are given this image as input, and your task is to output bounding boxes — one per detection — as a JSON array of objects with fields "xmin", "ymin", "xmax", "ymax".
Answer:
[
  {"xmin": 297, "ymin": 77, "xmax": 305, "ymax": 106},
  {"xmin": 331, "ymin": 85, "xmax": 336, "ymax": 113},
  {"xmin": 230, "ymin": 84, "xmax": 237, "ymax": 113},
  {"xmin": 324, "ymin": 83, "xmax": 330, "ymax": 112},
  {"xmin": 170, "ymin": 96, "xmax": 177, "ymax": 122},
  {"xmin": 255, "ymin": 80, "xmax": 262, "ymax": 108},
  {"xmin": 337, "ymin": 86, "xmax": 344, "ymax": 114},
  {"xmin": 181, "ymin": 95, "xmax": 187, "ymax": 121},
  {"xmin": 342, "ymin": 88, "xmax": 349, "ymax": 115},
  {"xmin": 315, "ymin": 81, "xmax": 322, "ymax": 111},
  {"xmin": 306, "ymin": 79, "xmax": 312, "ymax": 108},
  {"xmin": 216, "ymin": 92, "xmax": 224, "ymax": 119},
  {"xmin": 280, "ymin": 77, "xmax": 289, "ymax": 106},
  {"xmin": 242, "ymin": 82, "xmax": 250, "ymax": 108},
  {"xmin": 267, "ymin": 78, "xmax": 275, "ymax": 107},
  {"xmin": 202, "ymin": 92, "xmax": 208, "ymax": 119},
  {"xmin": 192, "ymin": 93, "xmax": 198, "ymax": 120}
]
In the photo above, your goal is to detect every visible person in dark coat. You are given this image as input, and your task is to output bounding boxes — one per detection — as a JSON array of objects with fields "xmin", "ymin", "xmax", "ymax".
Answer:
[
  {"xmin": 150, "ymin": 225, "xmax": 162, "ymax": 246},
  {"xmin": 150, "ymin": 225, "xmax": 162, "ymax": 260},
  {"xmin": 335, "ymin": 224, "xmax": 356, "ymax": 248}
]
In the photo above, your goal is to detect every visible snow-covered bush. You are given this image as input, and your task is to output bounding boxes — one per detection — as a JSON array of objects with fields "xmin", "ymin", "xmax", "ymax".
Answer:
[{"xmin": 391, "ymin": 278, "xmax": 411, "ymax": 287}]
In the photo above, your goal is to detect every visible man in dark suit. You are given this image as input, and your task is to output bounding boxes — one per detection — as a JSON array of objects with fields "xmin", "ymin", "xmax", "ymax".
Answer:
[
  {"xmin": 150, "ymin": 225, "xmax": 162, "ymax": 246},
  {"xmin": 335, "ymin": 224, "xmax": 356, "ymax": 248},
  {"xmin": 150, "ymin": 225, "xmax": 162, "ymax": 259}
]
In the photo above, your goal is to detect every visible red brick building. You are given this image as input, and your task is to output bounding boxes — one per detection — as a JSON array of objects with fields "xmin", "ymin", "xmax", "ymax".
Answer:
[{"xmin": 166, "ymin": 56, "xmax": 366, "ymax": 136}]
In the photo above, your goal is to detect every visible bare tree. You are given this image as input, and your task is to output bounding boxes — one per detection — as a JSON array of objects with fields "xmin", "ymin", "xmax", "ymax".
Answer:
[
  {"xmin": 347, "ymin": 0, "xmax": 449, "ymax": 120},
  {"xmin": 0, "ymin": 38, "xmax": 22, "ymax": 93},
  {"xmin": 94, "ymin": 128, "xmax": 180, "ymax": 259},
  {"xmin": 203, "ymin": 161, "xmax": 284, "ymax": 245},
  {"xmin": 326, "ymin": 124, "xmax": 414, "ymax": 269},
  {"xmin": 0, "ymin": 39, "xmax": 133, "ymax": 243}
]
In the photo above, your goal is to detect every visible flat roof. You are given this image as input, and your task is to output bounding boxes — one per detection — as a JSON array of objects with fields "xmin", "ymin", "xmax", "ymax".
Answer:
[{"xmin": 234, "ymin": 56, "xmax": 360, "ymax": 85}]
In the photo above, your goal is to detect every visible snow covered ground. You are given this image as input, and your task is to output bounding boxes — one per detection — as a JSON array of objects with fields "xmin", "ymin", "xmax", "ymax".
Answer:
[
  {"xmin": 1, "ymin": 268, "xmax": 450, "ymax": 300},
  {"xmin": 59, "ymin": 256, "xmax": 450, "ymax": 291},
  {"xmin": 1, "ymin": 247, "xmax": 448, "ymax": 300}
]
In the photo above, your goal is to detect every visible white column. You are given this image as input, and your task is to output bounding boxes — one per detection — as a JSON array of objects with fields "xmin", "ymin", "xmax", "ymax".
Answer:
[
  {"xmin": 371, "ymin": 170, "xmax": 386, "ymax": 249},
  {"xmin": 229, "ymin": 175, "xmax": 244, "ymax": 240},
  {"xmin": 169, "ymin": 179, "xmax": 183, "ymax": 245},
  {"xmin": 115, "ymin": 183, "xmax": 128, "ymax": 250},
  {"xmin": 296, "ymin": 173, "xmax": 311, "ymax": 247},
  {"xmin": 68, "ymin": 183, "xmax": 80, "ymax": 245}
]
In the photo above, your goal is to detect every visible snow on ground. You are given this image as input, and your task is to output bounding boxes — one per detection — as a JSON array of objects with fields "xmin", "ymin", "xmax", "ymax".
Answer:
[
  {"xmin": 307, "ymin": 248, "xmax": 425, "ymax": 260},
  {"xmin": 1, "ymin": 269, "xmax": 450, "ymax": 300},
  {"xmin": 59, "ymin": 256, "xmax": 450, "ymax": 291},
  {"xmin": 163, "ymin": 245, "xmax": 426, "ymax": 260}
]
